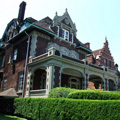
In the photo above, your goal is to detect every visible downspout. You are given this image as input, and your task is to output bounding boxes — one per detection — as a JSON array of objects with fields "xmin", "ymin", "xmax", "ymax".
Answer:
[{"xmin": 22, "ymin": 31, "xmax": 30, "ymax": 97}]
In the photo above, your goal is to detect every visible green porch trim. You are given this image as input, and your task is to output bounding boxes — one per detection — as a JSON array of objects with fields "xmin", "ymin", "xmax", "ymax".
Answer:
[
  {"xmin": 77, "ymin": 46, "xmax": 93, "ymax": 54},
  {"xmin": 8, "ymin": 24, "xmax": 56, "ymax": 44}
]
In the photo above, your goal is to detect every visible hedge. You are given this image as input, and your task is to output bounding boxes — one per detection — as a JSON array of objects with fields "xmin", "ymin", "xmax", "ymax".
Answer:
[
  {"xmin": 67, "ymin": 90, "xmax": 120, "ymax": 100},
  {"xmin": 14, "ymin": 98, "xmax": 120, "ymax": 120},
  {"xmin": 48, "ymin": 87, "xmax": 76, "ymax": 98},
  {"xmin": 1, "ymin": 97, "xmax": 120, "ymax": 120}
]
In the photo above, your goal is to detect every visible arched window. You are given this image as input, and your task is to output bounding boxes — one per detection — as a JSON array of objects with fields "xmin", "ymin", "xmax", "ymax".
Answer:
[{"xmin": 68, "ymin": 77, "xmax": 80, "ymax": 89}]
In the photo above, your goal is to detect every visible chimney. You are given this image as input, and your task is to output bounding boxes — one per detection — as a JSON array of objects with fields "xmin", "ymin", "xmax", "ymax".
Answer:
[
  {"xmin": 18, "ymin": 1, "xmax": 26, "ymax": 24},
  {"xmin": 84, "ymin": 42, "xmax": 90, "ymax": 49}
]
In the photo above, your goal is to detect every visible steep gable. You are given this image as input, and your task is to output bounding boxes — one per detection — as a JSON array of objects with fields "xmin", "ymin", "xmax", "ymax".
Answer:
[{"xmin": 53, "ymin": 9, "xmax": 77, "ymax": 34}]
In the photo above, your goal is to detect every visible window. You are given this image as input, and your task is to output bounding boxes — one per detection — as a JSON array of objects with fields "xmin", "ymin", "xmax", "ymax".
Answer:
[
  {"xmin": 71, "ymin": 33, "xmax": 74, "ymax": 43},
  {"xmin": 109, "ymin": 61, "xmax": 111, "ymax": 68},
  {"xmin": 1, "ymin": 56, "xmax": 5, "ymax": 67},
  {"xmin": 104, "ymin": 58, "xmax": 107, "ymax": 66},
  {"xmin": 62, "ymin": 29, "xmax": 69, "ymax": 41},
  {"xmin": 8, "ymin": 54, "xmax": 11, "ymax": 63},
  {"xmin": 2, "ymin": 77, "xmax": 7, "ymax": 91},
  {"xmin": 40, "ymin": 73, "xmax": 46, "ymax": 89},
  {"xmin": 18, "ymin": 72, "xmax": 24, "ymax": 91},
  {"xmin": 57, "ymin": 26, "xmax": 59, "ymax": 37},
  {"xmin": 9, "ymin": 33, "xmax": 12, "ymax": 40},
  {"xmin": 13, "ymin": 49, "xmax": 18, "ymax": 60},
  {"xmin": 68, "ymin": 77, "xmax": 80, "ymax": 89}
]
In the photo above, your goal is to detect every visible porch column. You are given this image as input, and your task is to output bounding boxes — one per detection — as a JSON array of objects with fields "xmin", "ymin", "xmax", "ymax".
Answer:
[
  {"xmin": 86, "ymin": 74, "xmax": 89, "ymax": 89},
  {"xmin": 82, "ymin": 77, "xmax": 86, "ymax": 90},
  {"xmin": 25, "ymin": 68, "xmax": 33, "ymax": 97},
  {"xmin": 104, "ymin": 78, "xmax": 108, "ymax": 91},
  {"xmin": 53, "ymin": 66, "xmax": 61, "ymax": 88},
  {"xmin": 46, "ymin": 65, "xmax": 54, "ymax": 95},
  {"xmin": 115, "ymin": 78, "xmax": 118, "ymax": 90}
]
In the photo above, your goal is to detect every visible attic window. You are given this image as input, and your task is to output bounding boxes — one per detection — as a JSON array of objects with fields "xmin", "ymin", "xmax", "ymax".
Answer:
[
  {"xmin": 13, "ymin": 49, "xmax": 18, "ymax": 60},
  {"xmin": 72, "ymin": 33, "xmax": 74, "ymax": 43},
  {"xmin": 62, "ymin": 29, "xmax": 69, "ymax": 41},
  {"xmin": 57, "ymin": 26, "xmax": 59, "ymax": 37}
]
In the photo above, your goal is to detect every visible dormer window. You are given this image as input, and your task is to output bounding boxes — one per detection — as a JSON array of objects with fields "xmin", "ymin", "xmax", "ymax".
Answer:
[
  {"xmin": 57, "ymin": 26, "xmax": 59, "ymax": 37},
  {"xmin": 72, "ymin": 33, "xmax": 74, "ymax": 43},
  {"xmin": 13, "ymin": 49, "xmax": 18, "ymax": 60},
  {"xmin": 9, "ymin": 33, "xmax": 12, "ymax": 40},
  {"xmin": 62, "ymin": 29, "xmax": 69, "ymax": 41}
]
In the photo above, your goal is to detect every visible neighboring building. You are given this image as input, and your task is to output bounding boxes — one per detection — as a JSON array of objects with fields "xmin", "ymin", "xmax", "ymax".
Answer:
[
  {"xmin": 0, "ymin": 2, "xmax": 118, "ymax": 97},
  {"xmin": 87, "ymin": 37, "xmax": 117, "ymax": 91}
]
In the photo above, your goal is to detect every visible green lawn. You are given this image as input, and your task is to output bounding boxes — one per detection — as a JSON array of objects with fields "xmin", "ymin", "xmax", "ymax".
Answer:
[{"xmin": 0, "ymin": 114, "xmax": 27, "ymax": 120}]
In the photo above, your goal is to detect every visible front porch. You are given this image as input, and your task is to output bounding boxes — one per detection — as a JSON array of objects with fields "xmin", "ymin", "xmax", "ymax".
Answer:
[{"xmin": 25, "ymin": 47, "xmax": 118, "ymax": 97}]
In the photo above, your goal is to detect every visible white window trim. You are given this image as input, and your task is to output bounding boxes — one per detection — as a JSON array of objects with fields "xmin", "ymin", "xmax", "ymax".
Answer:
[
  {"xmin": 62, "ymin": 29, "xmax": 69, "ymax": 41},
  {"xmin": 2, "ymin": 78, "xmax": 7, "ymax": 91},
  {"xmin": 57, "ymin": 26, "xmax": 59, "ymax": 37},
  {"xmin": 14, "ymin": 49, "xmax": 18, "ymax": 60},
  {"xmin": 8, "ymin": 54, "xmax": 11, "ymax": 64},
  {"xmin": 1, "ymin": 56, "xmax": 5, "ymax": 67},
  {"xmin": 72, "ymin": 33, "xmax": 74, "ymax": 43},
  {"xmin": 18, "ymin": 72, "xmax": 24, "ymax": 92}
]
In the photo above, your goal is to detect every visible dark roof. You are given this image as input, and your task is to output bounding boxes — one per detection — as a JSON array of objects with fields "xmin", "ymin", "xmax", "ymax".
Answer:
[
  {"xmin": 33, "ymin": 17, "xmax": 54, "ymax": 33},
  {"xmin": 76, "ymin": 39, "xmax": 93, "ymax": 54},
  {"xmin": 24, "ymin": 17, "xmax": 37, "ymax": 23}
]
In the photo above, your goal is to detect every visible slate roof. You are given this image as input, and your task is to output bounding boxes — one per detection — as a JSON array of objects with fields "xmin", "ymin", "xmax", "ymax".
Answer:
[{"xmin": 33, "ymin": 17, "xmax": 54, "ymax": 33}]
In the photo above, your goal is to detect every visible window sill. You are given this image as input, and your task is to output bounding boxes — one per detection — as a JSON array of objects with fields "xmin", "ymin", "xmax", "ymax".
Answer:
[
  {"xmin": 55, "ymin": 36, "xmax": 76, "ymax": 47},
  {"xmin": 17, "ymin": 91, "xmax": 22, "ymax": 94}
]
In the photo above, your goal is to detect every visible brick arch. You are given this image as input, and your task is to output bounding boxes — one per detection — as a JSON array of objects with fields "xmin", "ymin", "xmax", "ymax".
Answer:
[{"xmin": 88, "ymin": 74, "xmax": 104, "ymax": 89}]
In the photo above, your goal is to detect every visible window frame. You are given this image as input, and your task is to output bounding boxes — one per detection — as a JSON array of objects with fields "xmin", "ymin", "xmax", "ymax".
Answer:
[
  {"xmin": 13, "ymin": 49, "xmax": 18, "ymax": 60},
  {"xmin": 2, "ymin": 77, "xmax": 7, "ymax": 91},
  {"xmin": 18, "ymin": 71, "xmax": 24, "ymax": 92},
  {"xmin": 62, "ymin": 29, "xmax": 69, "ymax": 41},
  {"xmin": 1, "ymin": 55, "xmax": 5, "ymax": 67},
  {"xmin": 57, "ymin": 26, "xmax": 59, "ymax": 37}
]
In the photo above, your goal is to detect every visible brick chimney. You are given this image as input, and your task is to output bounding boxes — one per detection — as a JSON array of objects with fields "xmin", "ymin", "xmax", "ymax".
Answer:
[
  {"xmin": 84, "ymin": 42, "xmax": 90, "ymax": 49},
  {"xmin": 18, "ymin": 1, "xmax": 26, "ymax": 24}
]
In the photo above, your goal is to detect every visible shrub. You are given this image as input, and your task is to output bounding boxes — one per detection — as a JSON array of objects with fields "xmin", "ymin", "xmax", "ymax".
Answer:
[
  {"xmin": 48, "ymin": 87, "xmax": 76, "ymax": 98},
  {"xmin": 68, "ymin": 90, "xmax": 120, "ymax": 100},
  {"xmin": 14, "ymin": 98, "xmax": 120, "ymax": 120}
]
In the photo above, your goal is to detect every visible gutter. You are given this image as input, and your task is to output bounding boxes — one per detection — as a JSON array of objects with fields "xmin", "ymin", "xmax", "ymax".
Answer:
[
  {"xmin": 22, "ymin": 31, "xmax": 30, "ymax": 97},
  {"xmin": 7, "ymin": 24, "xmax": 56, "ymax": 44}
]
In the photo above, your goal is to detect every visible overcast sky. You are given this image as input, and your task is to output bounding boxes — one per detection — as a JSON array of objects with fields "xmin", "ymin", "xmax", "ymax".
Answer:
[{"xmin": 0, "ymin": 0, "xmax": 120, "ymax": 69}]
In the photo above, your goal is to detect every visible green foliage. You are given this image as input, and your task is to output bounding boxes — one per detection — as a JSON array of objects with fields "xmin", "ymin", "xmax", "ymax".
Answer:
[
  {"xmin": 68, "ymin": 90, "xmax": 120, "ymax": 100},
  {"xmin": 48, "ymin": 87, "xmax": 76, "ymax": 98},
  {"xmin": 14, "ymin": 98, "xmax": 120, "ymax": 120}
]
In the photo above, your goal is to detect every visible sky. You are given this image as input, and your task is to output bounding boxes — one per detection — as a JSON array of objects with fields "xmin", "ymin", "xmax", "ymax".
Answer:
[{"xmin": 0, "ymin": 0, "xmax": 120, "ymax": 69}]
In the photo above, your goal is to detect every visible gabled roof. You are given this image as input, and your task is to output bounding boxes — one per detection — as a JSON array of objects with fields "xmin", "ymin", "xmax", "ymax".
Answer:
[
  {"xmin": 53, "ymin": 9, "xmax": 77, "ymax": 33},
  {"xmin": 33, "ymin": 17, "xmax": 54, "ymax": 33},
  {"xmin": 0, "ymin": 88, "xmax": 18, "ymax": 97},
  {"xmin": 93, "ymin": 37, "xmax": 114, "ymax": 61}
]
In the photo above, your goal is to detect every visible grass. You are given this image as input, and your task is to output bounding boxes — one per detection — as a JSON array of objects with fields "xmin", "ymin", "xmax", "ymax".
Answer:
[{"xmin": 0, "ymin": 114, "xmax": 27, "ymax": 120}]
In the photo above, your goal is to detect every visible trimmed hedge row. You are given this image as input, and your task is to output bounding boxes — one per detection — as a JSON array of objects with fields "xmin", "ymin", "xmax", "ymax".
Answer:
[
  {"xmin": 68, "ymin": 90, "xmax": 120, "ymax": 100},
  {"xmin": 48, "ymin": 87, "xmax": 120, "ymax": 100},
  {"xmin": 48, "ymin": 87, "xmax": 76, "ymax": 98},
  {"xmin": 1, "ymin": 97, "xmax": 120, "ymax": 120},
  {"xmin": 10, "ymin": 98, "xmax": 120, "ymax": 120}
]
